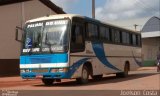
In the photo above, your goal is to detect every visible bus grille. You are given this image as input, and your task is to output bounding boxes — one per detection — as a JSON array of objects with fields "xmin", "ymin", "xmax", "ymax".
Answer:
[{"xmin": 32, "ymin": 69, "xmax": 49, "ymax": 73}]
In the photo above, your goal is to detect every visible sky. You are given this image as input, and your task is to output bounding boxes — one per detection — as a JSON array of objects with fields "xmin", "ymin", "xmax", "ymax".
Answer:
[{"xmin": 51, "ymin": 0, "xmax": 160, "ymax": 31}]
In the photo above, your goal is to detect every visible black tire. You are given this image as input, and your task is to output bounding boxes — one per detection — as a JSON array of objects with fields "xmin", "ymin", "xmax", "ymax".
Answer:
[
  {"xmin": 116, "ymin": 64, "xmax": 129, "ymax": 78},
  {"xmin": 76, "ymin": 65, "xmax": 89, "ymax": 84},
  {"xmin": 116, "ymin": 72, "xmax": 124, "ymax": 77},
  {"xmin": 42, "ymin": 79, "xmax": 55, "ymax": 86},
  {"xmin": 92, "ymin": 75, "xmax": 103, "ymax": 80}
]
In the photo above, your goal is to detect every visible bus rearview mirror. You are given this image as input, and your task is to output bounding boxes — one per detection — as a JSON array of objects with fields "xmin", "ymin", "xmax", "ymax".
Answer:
[{"xmin": 15, "ymin": 26, "xmax": 23, "ymax": 42}]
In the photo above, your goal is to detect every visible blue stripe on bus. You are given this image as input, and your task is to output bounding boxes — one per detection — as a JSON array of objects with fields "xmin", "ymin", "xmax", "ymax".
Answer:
[
  {"xmin": 21, "ymin": 58, "xmax": 90, "ymax": 79},
  {"xmin": 92, "ymin": 42, "xmax": 121, "ymax": 71},
  {"xmin": 20, "ymin": 53, "xmax": 68, "ymax": 64},
  {"xmin": 67, "ymin": 58, "xmax": 91, "ymax": 77}
]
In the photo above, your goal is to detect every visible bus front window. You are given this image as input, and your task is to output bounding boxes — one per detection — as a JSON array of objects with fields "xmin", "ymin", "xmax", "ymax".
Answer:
[
  {"xmin": 42, "ymin": 20, "xmax": 69, "ymax": 52},
  {"xmin": 22, "ymin": 20, "xmax": 69, "ymax": 54},
  {"xmin": 24, "ymin": 26, "xmax": 43, "ymax": 49}
]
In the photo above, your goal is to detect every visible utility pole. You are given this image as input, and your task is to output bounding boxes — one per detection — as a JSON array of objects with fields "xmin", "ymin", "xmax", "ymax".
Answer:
[
  {"xmin": 134, "ymin": 24, "xmax": 138, "ymax": 31},
  {"xmin": 92, "ymin": 0, "xmax": 95, "ymax": 19}
]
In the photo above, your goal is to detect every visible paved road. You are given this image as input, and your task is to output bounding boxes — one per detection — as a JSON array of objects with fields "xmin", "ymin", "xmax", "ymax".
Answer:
[{"xmin": 0, "ymin": 67, "xmax": 159, "ymax": 90}]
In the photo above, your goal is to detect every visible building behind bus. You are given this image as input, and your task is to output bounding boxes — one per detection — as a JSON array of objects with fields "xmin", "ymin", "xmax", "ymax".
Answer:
[
  {"xmin": 0, "ymin": 0, "xmax": 65, "ymax": 77},
  {"xmin": 141, "ymin": 16, "xmax": 160, "ymax": 66}
]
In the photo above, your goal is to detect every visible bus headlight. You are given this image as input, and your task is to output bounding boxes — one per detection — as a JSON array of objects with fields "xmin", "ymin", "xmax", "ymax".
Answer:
[
  {"xmin": 51, "ymin": 69, "xmax": 58, "ymax": 72},
  {"xmin": 20, "ymin": 69, "xmax": 31, "ymax": 73},
  {"xmin": 58, "ymin": 68, "xmax": 68, "ymax": 72},
  {"xmin": 25, "ymin": 69, "xmax": 30, "ymax": 72},
  {"xmin": 21, "ymin": 69, "xmax": 25, "ymax": 73}
]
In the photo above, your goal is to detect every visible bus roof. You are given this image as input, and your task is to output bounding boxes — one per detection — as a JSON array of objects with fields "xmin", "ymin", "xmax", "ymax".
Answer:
[
  {"xmin": 27, "ymin": 14, "xmax": 139, "ymax": 33},
  {"xmin": 27, "ymin": 14, "xmax": 82, "ymax": 23}
]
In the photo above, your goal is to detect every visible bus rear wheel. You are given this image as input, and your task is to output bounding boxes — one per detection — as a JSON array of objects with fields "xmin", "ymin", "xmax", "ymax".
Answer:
[
  {"xmin": 116, "ymin": 64, "xmax": 129, "ymax": 78},
  {"xmin": 42, "ymin": 79, "xmax": 55, "ymax": 86},
  {"xmin": 76, "ymin": 65, "xmax": 89, "ymax": 84}
]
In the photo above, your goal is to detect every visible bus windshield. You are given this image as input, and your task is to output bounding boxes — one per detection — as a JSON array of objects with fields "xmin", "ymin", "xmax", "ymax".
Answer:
[{"xmin": 22, "ymin": 19, "xmax": 70, "ymax": 54}]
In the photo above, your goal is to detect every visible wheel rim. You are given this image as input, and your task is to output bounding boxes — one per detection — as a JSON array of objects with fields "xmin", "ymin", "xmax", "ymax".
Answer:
[{"xmin": 82, "ymin": 68, "xmax": 88, "ymax": 80}]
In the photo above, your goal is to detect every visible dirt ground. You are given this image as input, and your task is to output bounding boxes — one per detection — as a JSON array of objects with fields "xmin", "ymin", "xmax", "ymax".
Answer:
[{"xmin": 0, "ymin": 67, "xmax": 159, "ymax": 90}]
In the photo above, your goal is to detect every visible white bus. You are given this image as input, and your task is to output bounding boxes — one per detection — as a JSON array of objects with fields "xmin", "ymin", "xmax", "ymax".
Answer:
[{"xmin": 16, "ymin": 14, "xmax": 142, "ymax": 85}]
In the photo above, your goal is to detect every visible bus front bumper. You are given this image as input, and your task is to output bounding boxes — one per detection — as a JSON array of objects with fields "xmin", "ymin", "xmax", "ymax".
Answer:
[{"xmin": 21, "ymin": 72, "xmax": 70, "ymax": 79}]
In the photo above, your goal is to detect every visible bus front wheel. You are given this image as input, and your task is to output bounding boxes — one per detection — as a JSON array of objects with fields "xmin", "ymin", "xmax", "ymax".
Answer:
[
  {"xmin": 76, "ymin": 65, "xmax": 89, "ymax": 84},
  {"xmin": 42, "ymin": 79, "xmax": 55, "ymax": 86}
]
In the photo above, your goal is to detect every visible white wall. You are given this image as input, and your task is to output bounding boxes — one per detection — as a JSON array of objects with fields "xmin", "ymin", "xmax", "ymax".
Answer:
[
  {"xmin": 0, "ymin": 3, "xmax": 22, "ymax": 59},
  {"xmin": 0, "ymin": 0, "xmax": 56, "ymax": 59},
  {"xmin": 142, "ymin": 37, "xmax": 160, "ymax": 60}
]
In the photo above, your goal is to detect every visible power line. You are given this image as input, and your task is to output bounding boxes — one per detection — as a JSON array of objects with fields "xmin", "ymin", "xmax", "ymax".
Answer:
[
  {"xmin": 137, "ymin": 0, "xmax": 158, "ymax": 11},
  {"xmin": 135, "ymin": 0, "xmax": 157, "ymax": 12},
  {"xmin": 120, "ymin": 24, "xmax": 160, "ymax": 28},
  {"xmin": 135, "ymin": 0, "xmax": 158, "ymax": 14}
]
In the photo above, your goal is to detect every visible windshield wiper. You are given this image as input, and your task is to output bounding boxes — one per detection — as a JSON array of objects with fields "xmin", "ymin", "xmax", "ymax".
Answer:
[{"xmin": 44, "ymin": 33, "xmax": 51, "ymax": 53}]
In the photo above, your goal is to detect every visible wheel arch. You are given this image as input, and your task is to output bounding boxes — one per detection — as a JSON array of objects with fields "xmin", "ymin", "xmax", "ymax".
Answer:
[
  {"xmin": 83, "ymin": 61, "xmax": 93, "ymax": 76},
  {"xmin": 125, "ymin": 61, "xmax": 130, "ymax": 71}
]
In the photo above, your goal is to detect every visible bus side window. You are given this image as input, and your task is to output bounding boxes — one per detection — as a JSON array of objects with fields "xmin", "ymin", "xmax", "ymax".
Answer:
[
  {"xmin": 111, "ymin": 29, "xmax": 115, "ymax": 42},
  {"xmin": 129, "ymin": 33, "xmax": 133, "ymax": 45},
  {"xmin": 122, "ymin": 31, "xmax": 130, "ymax": 45},
  {"xmin": 115, "ymin": 30, "xmax": 121, "ymax": 43},
  {"xmin": 100, "ymin": 26, "xmax": 106, "ymax": 40},
  {"xmin": 86, "ymin": 23, "xmax": 98, "ymax": 40},
  {"xmin": 100, "ymin": 26, "xmax": 110, "ymax": 42},
  {"xmin": 136, "ymin": 34, "xmax": 141, "ymax": 46},
  {"xmin": 132, "ymin": 34, "xmax": 137, "ymax": 46},
  {"xmin": 137, "ymin": 35, "xmax": 141, "ymax": 46},
  {"xmin": 109, "ymin": 28, "xmax": 112, "ymax": 41},
  {"xmin": 105, "ymin": 27, "xmax": 110, "ymax": 41},
  {"xmin": 70, "ymin": 24, "xmax": 84, "ymax": 53},
  {"xmin": 126, "ymin": 32, "xmax": 130, "ymax": 45},
  {"xmin": 122, "ymin": 32, "xmax": 127, "ymax": 44}
]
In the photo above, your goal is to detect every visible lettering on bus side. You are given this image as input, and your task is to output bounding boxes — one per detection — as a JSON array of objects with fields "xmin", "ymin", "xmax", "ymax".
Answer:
[{"xmin": 27, "ymin": 23, "xmax": 43, "ymax": 28}]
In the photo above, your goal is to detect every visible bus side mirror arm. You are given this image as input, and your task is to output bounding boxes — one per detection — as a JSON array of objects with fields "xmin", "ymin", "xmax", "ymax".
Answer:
[{"xmin": 15, "ymin": 26, "xmax": 23, "ymax": 42}]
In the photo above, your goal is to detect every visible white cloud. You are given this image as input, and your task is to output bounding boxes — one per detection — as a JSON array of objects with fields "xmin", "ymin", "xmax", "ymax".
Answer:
[{"xmin": 96, "ymin": 0, "xmax": 160, "ymax": 21}]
